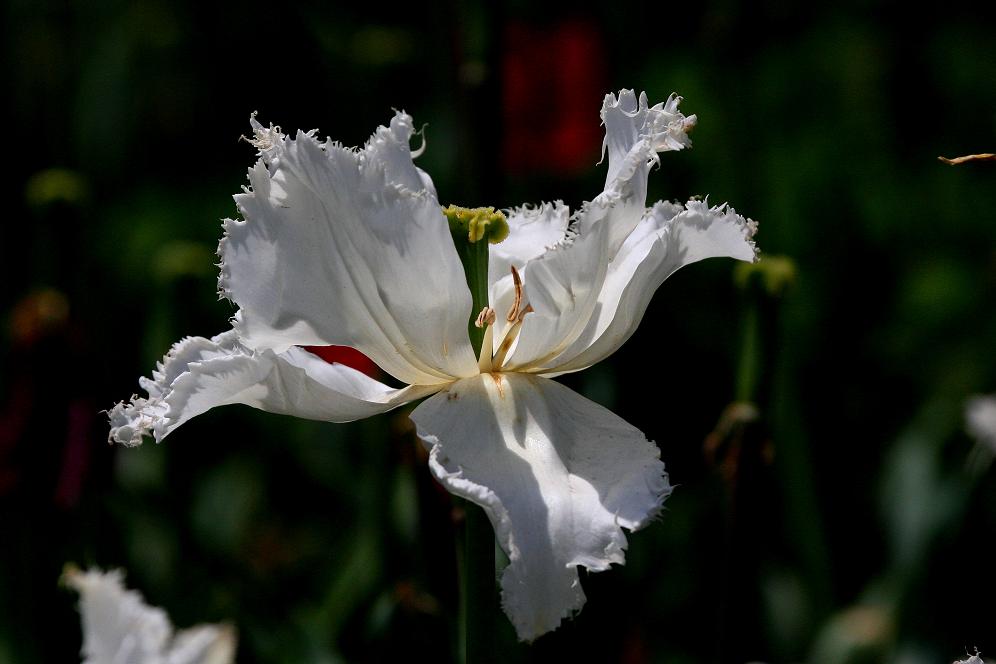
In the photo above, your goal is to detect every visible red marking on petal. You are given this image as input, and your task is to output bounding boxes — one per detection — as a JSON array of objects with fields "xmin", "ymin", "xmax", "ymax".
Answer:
[{"xmin": 302, "ymin": 345, "xmax": 380, "ymax": 378}]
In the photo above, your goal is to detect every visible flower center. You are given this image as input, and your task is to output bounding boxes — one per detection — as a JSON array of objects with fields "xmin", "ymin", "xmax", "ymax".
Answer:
[
  {"xmin": 443, "ymin": 204, "xmax": 532, "ymax": 374},
  {"xmin": 475, "ymin": 265, "xmax": 533, "ymax": 374}
]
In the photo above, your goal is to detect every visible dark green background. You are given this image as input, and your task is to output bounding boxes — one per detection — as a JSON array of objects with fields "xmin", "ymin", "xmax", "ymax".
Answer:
[{"xmin": 2, "ymin": 0, "xmax": 995, "ymax": 662}]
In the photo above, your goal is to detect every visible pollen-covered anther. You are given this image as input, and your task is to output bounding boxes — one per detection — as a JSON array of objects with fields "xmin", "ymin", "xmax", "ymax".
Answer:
[
  {"xmin": 475, "ymin": 307, "xmax": 496, "ymax": 328},
  {"xmin": 506, "ymin": 265, "xmax": 525, "ymax": 322}
]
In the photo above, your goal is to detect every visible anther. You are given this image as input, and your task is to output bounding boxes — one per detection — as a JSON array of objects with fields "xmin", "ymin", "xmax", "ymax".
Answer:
[
  {"xmin": 506, "ymin": 266, "xmax": 524, "ymax": 322},
  {"xmin": 475, "ymin": 307, "xmax": 496, "ymax": 328}
]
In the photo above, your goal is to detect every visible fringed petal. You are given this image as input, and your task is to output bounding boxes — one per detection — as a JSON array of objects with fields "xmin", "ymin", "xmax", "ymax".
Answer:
[
  {"xmin": 64, "ymin": 566, "xmax": 236, "ymax": 664},
  {"xmin": 591, "ymin": 89, "xmax": 697, "ymax": 257},
  {"xmin": 410, "ymin": 373, "xmax": 670, "ymax": 641},
  {"xmin": 499, "ymin": 215, "xmax": 610, "ymax": 370},
  {"xmin": 489, "ymin": 92, "xmax": 719, "ymax": 373},
  {"xmin": 108, "ymin": 330, "xmax": 438, "ymax": 446},
  {"xmin": 541, "ymin": 198, "xmax": 758, "ymax": 375},
  {"xmin": 220, "ymin": 112, "xmax": 477, "ymax": 386}
]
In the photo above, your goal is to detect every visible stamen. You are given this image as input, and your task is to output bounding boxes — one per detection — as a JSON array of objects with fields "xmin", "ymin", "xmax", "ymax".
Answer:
[
  {"xmin": 492, "ymin": 318, "xmax": 525, "ymax": 369},
  {"xmin": 506, "ymin": 265, "xmax": 524, "ymax": 322},
  {"xmin": 475, "ymin": 307, "xmax": 496, "ymax": 328},
  {"xmin": 477, "ymin": 323, "xmax": 495, "ymax": 373},
  {"xmin": 473, "ymin": 267, "xmax": 534, "ymax": 373},
  {"xmin": 489, "ymin": 271, "xmax": 534, "ymax": 371}
]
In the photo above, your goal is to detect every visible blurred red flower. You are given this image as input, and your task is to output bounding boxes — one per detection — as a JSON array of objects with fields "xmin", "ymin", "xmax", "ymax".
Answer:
[{"xmin": 503, "ymin": 18, "xmax": 607, "ymax": 175}]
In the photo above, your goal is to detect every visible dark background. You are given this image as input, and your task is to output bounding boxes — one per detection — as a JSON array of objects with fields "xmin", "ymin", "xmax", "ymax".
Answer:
[{"xmin": 2, "ymin": 0, "xmax": 995, "ymax": 662}]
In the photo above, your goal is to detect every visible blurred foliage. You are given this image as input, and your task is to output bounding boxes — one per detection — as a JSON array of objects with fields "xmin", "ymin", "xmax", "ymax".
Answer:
[{"xmin": 1, "ymin": 0, "xmax": 995, "ymax": 662}]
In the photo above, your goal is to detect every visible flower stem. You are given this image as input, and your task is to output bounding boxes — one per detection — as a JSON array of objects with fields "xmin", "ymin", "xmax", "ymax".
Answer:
[
  {"xmin": 445, "ymin": 205, "xmax": 506, "ymax": 661},
  {"xmin": 719, "ymin": 255, "xmax": 809, "ymax": 660},
  {"xmin": 462, "ymin": 501, "xmax": 496, "ymax": 664},
  {"xmin": 455, "ymin": 235, "xmax": 490, "ymax": 357}
]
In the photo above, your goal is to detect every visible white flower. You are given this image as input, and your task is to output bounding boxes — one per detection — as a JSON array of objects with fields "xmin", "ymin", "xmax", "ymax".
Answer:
[
  {"xmin": 64, "ymin": 566, "xmax": 236, "ymax": 664},
  {"xmin": 966, "ymin": 395, "xmax": 996, "ymax": 452},
  {"xmin": 109, "ymin": 90, "xmax": 757, "ymax": 641},
  {"xmin": 954, "ymin": 654, "xmax": 986, "ymax": 664}
]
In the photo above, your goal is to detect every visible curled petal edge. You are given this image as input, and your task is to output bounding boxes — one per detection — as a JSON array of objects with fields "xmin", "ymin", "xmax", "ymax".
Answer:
[
  {"xmin": 537, "ymin": 197, "xmax": 758, "ymax": 376},
  {"xmin": 108, "ymin": 330, "xmax": 435, "ymax": 446}
]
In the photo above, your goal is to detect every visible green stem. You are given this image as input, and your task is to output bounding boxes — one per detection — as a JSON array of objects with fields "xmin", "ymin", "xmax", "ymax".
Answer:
[
  {"xmin": 452, "ymin": 236, "xmax": 490, "ymax": 357},
  {"xmin": 735, "ymin": 302, "xmax": 760, "ymax": 403},
  {"xmin": 462, "ymin": 502, "xmax": 496, "ymax": 664},
  {"xmin": 444, "ymin": 205, "xmax": 507, "ymax": 662}
]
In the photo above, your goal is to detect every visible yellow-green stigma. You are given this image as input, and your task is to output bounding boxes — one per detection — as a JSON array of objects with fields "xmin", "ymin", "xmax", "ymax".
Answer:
[{"xmin": 443, "ymin": 205, "xmax": 510, "ymax": 244}]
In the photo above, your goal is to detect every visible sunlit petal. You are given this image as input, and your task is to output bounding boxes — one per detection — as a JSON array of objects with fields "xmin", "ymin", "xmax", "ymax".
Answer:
[
  {"xmin": 108, "ymin": 330, "xmax": 438, "ymax": 446},
  {"xmin": 411, "ymin": 373, "xmax": 670, "ymax": 641},
  {"xmin": 492, "ymin": 91, "xmax": 703, "ymax": 371},
  {"xmin": 489, "ymin": 202, "xmax": 571, "ymax": 285},
  {"xmin": 499, "ymin": 216, "xmax": 610, "ymax": 370},
  {"xmin": 541, "ymin": 198, "xmax": 757, "ymax": 375},
  {"xmin": 487, "ymin": 202, "xmax": 571, "ymax": 348},
  {"xmin": 592, "ymin": 89, "xmax": 697, "ymax": 257},
  {"xmin": 220, "ymin": 112, "xmax": 477, "ymax": 385}
]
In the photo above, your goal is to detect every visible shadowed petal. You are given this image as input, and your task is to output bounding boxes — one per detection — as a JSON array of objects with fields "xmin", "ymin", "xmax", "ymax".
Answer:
[
  {"xmin": 219, "ymin": 112, "xmax": 477, "ymax": 386},
  {"xmin": 108, "ymin": 330, "xmax": 438, "ymax": 446},
  {"xmin": 410, "ymin": 373, "xmax": 670, "ymax": 641}
]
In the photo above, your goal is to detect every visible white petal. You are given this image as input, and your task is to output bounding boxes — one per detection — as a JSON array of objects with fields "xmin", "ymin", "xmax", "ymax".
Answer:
[
  {"xmin": 65, "ymin": 567, "xmax": 236, "ymax": 664},
  {"xmin": 490, "ymin": 91, "xmax": 704, "ymax": 371},
  {"xmin": 541, "ymin": 198, "xmax": 758, "ymax": 375},
  {"xmin": 410, "ymin": 373, "xmax": 670, "ymax": 641},
  {"xmin": 954, "ymin": 656, "xmax": 986, "ymax": 664},
  {"xmin": 219, "ymin": 112, "xmax": 477, "ymax": 386},
  {"xmin": 500, "ymin": 217, "xmax": 610, "ymax": 370},
  {"xmin": 601, "ymin": 90, "xmax": 695, "ymax": 186},
  {"xmin": 593, "ymin": 90, "xmax": 697, "ymax": 257},
  {"xmin": 485, "ymin": 203, "xmax": 571, "ymax": 353},
  {"xmin": 167, "ymin": 626, "xmax": 237, "ymax": 664},
  {"xmin": 489, "ymin": 202, "xmax": 571, "ymax": 285},
  {"xmin": 966, "ymin": 395, "xmax": 996, "ymax": 451},
  {"xmin": 108, "ymin": 330, "xmax": 438, "ymax": 446}
]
